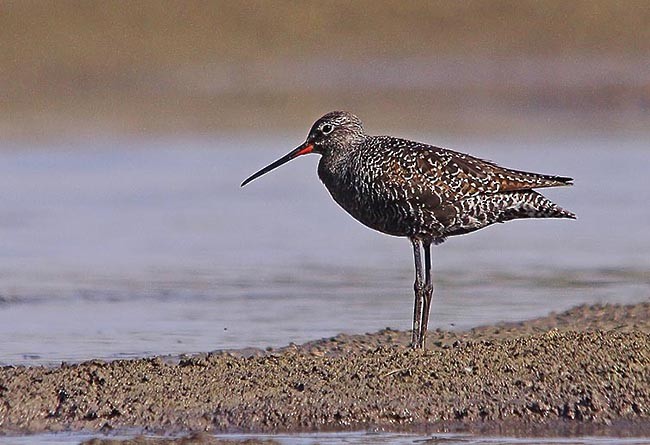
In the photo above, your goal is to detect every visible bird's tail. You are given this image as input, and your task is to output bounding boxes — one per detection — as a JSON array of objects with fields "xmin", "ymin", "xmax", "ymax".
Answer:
[
  {"xmin": 440, "ymin": 190, "xmax": 575, "ymax": 239},
  {"xmin": 496, "ymin": 190, "xmax": 576, "ymax": 221}
]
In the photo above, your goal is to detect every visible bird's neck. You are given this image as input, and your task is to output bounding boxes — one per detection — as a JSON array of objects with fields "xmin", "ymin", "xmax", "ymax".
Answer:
[{"xmin": 316, "ymin": 145, "xmax": 351, "ymax": 186}]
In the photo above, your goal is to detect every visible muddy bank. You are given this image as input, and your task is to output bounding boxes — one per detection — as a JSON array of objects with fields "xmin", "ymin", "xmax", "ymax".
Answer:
[{"xmin": 1, "ymin": 303, "xmax": 648, "ymax": 436}]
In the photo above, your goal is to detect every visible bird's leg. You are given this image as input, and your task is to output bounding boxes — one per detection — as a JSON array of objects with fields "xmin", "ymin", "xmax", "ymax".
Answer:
[
  {"xmin": 418, "ymin": 241, "xmax": 434, "ymax": 348},
  {"xmin": 410, "ymin": 238, "xmax": 425, "ymax": 349}
]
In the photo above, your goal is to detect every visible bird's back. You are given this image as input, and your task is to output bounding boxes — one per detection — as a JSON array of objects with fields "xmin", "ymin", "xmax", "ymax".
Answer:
[{"xmin": 367, "ymin": 136, "xmax": 573, "ymax": 195}]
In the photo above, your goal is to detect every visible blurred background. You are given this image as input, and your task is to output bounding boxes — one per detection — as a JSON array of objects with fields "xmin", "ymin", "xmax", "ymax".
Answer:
[
  {"xmin": 0, "ymin": 1, "xmax": 649, "ymax": 365},
  {"xmin": 3, "ymin": 0, "xmax": 650, "ymax": 140}
]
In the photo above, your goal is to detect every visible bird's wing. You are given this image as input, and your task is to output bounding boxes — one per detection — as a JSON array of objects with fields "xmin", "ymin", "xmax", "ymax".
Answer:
[
  {"xmin": 364, "ymin": 136, "xmax": 572, "ymax": 214},
  {"xmin": 410, "ymin": 144, "xmax": 573, "ymax": 200}
]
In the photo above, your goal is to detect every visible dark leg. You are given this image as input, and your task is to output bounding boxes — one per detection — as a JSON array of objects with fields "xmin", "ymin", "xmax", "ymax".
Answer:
[
  {"xmin": 410, "ymin": 238, "xmax": 424, "ymax": 349},
  {"xmin": 418, "ymin": 241, "xmax": 434, "ymax": 348}
]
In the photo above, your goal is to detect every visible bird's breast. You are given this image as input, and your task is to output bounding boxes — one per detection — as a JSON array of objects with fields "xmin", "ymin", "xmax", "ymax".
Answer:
[{"xmin": 316, "ymin": 154, "xmax": 421, "ymax": 237}]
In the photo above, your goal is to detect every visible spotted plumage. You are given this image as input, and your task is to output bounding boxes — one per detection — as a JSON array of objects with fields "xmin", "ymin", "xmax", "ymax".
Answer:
[
  {"xmin": 242, "ymin": 111, "xmax": 575, "ymax": 349},
  {"xmin": 313, "ymin": 113, "xmax": 574, "ymax": 244}
]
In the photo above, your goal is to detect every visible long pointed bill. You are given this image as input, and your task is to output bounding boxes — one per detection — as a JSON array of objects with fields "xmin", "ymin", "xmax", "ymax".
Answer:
[{"xmin": 240, "ymin": 142, "xmax": 314, "ymax": 187}]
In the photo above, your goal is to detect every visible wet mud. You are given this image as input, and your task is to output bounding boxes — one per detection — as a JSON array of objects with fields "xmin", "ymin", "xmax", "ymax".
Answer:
[{"xmin": 1, "ymin": 303, "xmax": 648, "ymax": 438}]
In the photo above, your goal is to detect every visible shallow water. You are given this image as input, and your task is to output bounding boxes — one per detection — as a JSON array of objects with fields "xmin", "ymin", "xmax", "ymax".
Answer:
[
  {"xmin": 0, "ymin": 135, "xmax": 648, "ymax": 366},
  {"xmin": 3, "ymin": 431, "xmax": 650, "ymax": 445}
]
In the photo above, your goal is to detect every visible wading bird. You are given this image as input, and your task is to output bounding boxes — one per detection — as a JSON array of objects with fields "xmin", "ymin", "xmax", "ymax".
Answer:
[{"xmin": 241, "ymin": 111, "xmax": 574, "ymax": 349}]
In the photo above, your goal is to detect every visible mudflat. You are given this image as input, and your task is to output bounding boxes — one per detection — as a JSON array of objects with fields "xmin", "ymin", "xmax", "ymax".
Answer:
[{"xmin": 1, "ymin": 303, "xmax": 648, "ymax": 437}]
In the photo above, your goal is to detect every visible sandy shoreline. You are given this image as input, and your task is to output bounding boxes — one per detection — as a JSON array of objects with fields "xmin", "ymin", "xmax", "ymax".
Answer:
[{"xmin": 1, "ymin": 303, "xmax": 648, "ymax": 439}]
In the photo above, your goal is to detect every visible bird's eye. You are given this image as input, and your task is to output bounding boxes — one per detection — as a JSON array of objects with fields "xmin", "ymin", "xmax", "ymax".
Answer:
[{"xmin": 321, "ymin": 124, "xmax": 333, "ymax": 135}]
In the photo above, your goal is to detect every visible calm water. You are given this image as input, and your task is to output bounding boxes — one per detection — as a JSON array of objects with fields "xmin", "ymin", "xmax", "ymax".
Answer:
[
  {"xmin": 0, "ymin": 135, "xmax": 648, "ymax": 366},
  {"xmin": 3, "ymin": 431, "xmax": 650, "ymax": 445}
]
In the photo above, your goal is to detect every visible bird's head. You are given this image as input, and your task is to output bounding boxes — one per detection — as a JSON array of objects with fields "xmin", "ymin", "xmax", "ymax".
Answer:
[
  {"xmin": 241, "ymin": 111, "xmax": 364, "ymax": 187},
  {"xmin": 305, "ymin": 111, "xmax": 365, "ymax": 153}
]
